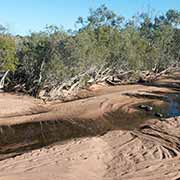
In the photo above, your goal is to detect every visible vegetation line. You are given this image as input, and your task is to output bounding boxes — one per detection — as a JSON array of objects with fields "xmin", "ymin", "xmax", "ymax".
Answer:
[{"xmin": 0, "ymin": 5, "xmax": 180, "ymax": 99}]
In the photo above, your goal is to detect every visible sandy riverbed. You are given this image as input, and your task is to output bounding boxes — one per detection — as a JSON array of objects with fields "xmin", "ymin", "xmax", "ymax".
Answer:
[{"xmin": 0, "ymin": 72, "xmax": 180, "ymax": 180}]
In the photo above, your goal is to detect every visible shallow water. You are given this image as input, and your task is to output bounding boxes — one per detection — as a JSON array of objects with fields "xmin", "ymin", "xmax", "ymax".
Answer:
[
  {"xmin": 166, "ymin": 94, "xmax": 180, "ymax": 117},
  {"xmin": 1, "ymin": 91, "xmax": 180, "ymax": 160},
  {"xmin": 136, "ymin": 93, "xmax": 180, "ymax": 118}
]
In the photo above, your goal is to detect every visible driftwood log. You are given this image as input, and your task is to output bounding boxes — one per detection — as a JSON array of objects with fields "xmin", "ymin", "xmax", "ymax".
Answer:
[{"xmin": 38, "ymin": 65, "xmax": 178, "ymax": 101}]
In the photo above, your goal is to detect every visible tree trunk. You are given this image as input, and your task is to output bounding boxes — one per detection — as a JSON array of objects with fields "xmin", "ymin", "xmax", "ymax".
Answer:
[{"xmin": 0, "ymin": 70, "xmax": 9, "ymax": 90}]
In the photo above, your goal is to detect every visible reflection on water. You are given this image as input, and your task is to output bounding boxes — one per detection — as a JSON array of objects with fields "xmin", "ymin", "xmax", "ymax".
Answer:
[
  {"xmin": 136, "ymin": 93, "xmax": 180, "ymax": 118},
  {"xmin": 104, "ymin": 93, "xmax": 180, "ymax": 131},
  {"xmin": 166, "ymin": 94, "xmax": 180, "ymax": 117},
  {"xmin": 1, "ymin": 92, "xmax": 180, "ymax": 161}
]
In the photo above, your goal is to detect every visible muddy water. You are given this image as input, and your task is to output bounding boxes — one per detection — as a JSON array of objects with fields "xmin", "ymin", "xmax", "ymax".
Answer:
[
  {"xmin": 134, "ymin": 93, "xmax": 180, "ymax": 119},
  {"xmin": 104, "ymin": 92, "xmax": 180, "ymax": 132},
  {"xmin": 1, "ymin": 91, "xmax": 180, "ymax": 161},
  {"xmin": 166, "ymin": 94, "xmax": 180, "ymax": 117}
]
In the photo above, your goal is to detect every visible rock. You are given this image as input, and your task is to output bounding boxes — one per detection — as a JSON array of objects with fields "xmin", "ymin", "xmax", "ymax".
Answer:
[
  {"xmin": 155, "ymin": 112, "xmax": 163, "ymax": 118},
  {"xmin": 146, "ymin": 105, "xmax": 153, "ymax": 111},
  {"xmin": 139, "ymin": 104, "xmax": 146, "ymax": 109},
  {"xmin": 139, "ymin": 104, "xmax": 153, "ymax": 111}
]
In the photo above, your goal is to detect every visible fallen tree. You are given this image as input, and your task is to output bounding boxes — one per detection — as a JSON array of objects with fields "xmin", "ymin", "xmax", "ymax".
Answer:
[{"xmin": 37, "ymin": 65, "xmax": 178, "ymax": 101}]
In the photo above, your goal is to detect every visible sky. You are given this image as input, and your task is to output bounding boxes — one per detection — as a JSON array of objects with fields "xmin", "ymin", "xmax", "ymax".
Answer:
[{"xmin": 0, "ymin": 0, "xmax": 180, "ymax": 35}]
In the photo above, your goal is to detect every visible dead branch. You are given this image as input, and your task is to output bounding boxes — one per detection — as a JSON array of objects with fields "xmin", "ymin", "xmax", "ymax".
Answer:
[{"xmin": 0, "ymin": 70, "xmax": 9, "ymax": 90}]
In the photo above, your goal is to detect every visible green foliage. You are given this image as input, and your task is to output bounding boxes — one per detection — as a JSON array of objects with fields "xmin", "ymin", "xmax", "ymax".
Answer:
[
  {"xmin": 0, "ymin": 35, "xmax": 18, "ymax": 71},
  {"xmin": 2, "ymin": 6, "xmax": 180, "ymax": 95}
]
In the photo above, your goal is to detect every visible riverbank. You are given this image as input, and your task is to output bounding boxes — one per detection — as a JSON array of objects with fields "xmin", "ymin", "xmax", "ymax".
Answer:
[{"xmin": 0, "ymin": 72, "xmax": 180, "ymax": 179}]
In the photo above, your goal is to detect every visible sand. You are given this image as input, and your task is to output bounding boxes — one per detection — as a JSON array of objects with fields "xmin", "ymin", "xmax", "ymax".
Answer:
[{"xmin": 0, "ymin": 72, "xmax": 180, "ymax": 180}]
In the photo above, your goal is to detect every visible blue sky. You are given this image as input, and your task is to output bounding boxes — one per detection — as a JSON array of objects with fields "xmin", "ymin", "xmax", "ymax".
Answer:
[{"xmin": 0, "ymin": 0, "xmax": 180, "ymax": 35}]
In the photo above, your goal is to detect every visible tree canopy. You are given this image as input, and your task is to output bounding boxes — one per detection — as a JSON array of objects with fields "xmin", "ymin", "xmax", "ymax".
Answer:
[{"xmin": 0, "ymin": 5, "xmax": 180, "ymax": 95}]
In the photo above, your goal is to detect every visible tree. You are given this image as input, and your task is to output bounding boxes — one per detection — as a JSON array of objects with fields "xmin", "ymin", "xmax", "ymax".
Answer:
[
  {"xmin": 2, "ymin": 6, "xmax": 180, "ymax": 96},
  {"xmin": 0, "ymin": 35, "xmax": 18, "ymax": 72}
]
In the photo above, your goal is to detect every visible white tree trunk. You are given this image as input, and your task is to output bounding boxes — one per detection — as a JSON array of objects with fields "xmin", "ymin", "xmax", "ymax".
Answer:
[{"xmin": 0, "ymin": 70, "xmax": 9, "ymax": 90}]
